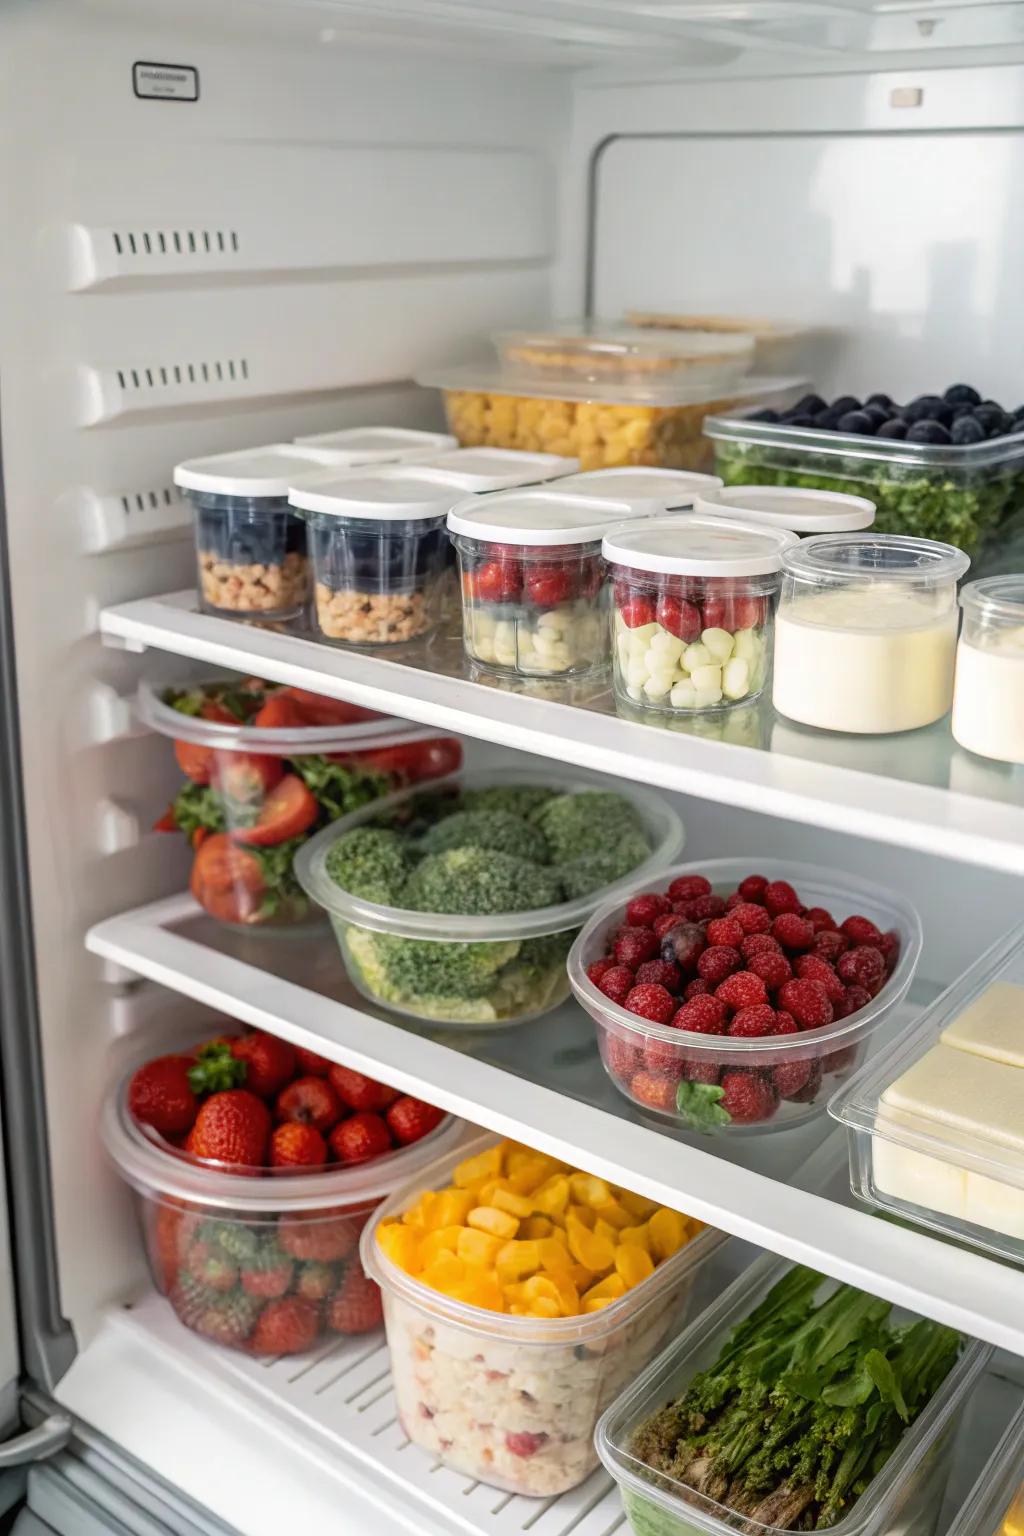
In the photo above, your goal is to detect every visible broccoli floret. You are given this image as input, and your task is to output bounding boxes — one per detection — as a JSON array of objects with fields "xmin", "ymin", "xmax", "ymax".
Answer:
[
  {"xmin": 343, "ymin": 927, "xmax": 521, "ymax": 1022},
  {"xmin": 559, "ymin": 831, "xmax": 652, "ymax": 898},
  {"xmin": 532, "ymin": 791, "xmax": 647, "ymax": 864},
  {"xmin": 418, "ymin": 809, "xmax": 550, "ymax": 864},
  {"xmin": 460, "ymin": 784, "xmax": 558, "ymax": 821},
  {"xmin": 402, "ymin": 846, "xmax": 563, "ymax": 916},
  {"xmin": 325, "ymin": 827, "xmax": 410, "ymax": 904}
]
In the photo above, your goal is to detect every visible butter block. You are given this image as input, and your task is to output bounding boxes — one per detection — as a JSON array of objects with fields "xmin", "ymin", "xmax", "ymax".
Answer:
[
  {"xmin": 873, "ymin": 1129, "xmax": 967, "ymax": 1221},
  {"xmin": 941, "ymin": 981, "xmax": 1024, "ymax": 1067},
  {"xmin": 881, "ymin": 1042, "xmax": 1024, "ymax": 1155}
]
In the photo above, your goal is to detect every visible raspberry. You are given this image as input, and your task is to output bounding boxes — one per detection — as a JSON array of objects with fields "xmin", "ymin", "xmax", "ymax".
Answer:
[
  {"xmin": 672, "ymin": 994, "xmax": 728, "ymax": 1034},
  {"xmin": 777, "ymin": 978, "xmax": 834, "ymax": 1029},
  {"xmin": 741, "ymin": 933, "xmax": 781, "ymax": 961},
  {"xmin": 763, "ymin": 880, "xmax": 802, "ymax": 917},
  {"xmin": 715, "ymin": 971, "xmax": 769, "ymax": 1011},
  {"xmin": 720, "ymin": 1071, "xmax": 778, "ymax": 1124},
  {"xmin": 836, "ymin": 984, "xmax": 871, "ymax": 1020},
  {"xmin": 684, "ymin": 978, "xmax": 711, "ymax": 1000},
  {"xmin": 643, "ymin": 1036, "xmax": 684, "ymax": 1078},
  {"xmin": 774, "ymin": 1056, "xmax": 823, "ymax": 1103},
  {"xmin": 748, "ymin": 949, "xmax": 793, "ymax": 992},
  {"xmin": 630, "ymin": 1072, "xmax": 678, "ymax": 1113},
  {"xmin": 823, "ymin": 1044, "xmax": 861, "ymax": 1076},
  {"xmin": 729, "ymin": 903, "xmax": 772, "ymax": 935},
  {"xmin": 668, "ymin": 874, "xmax": 712, "ymax": 904},
  {"xmin": 793, "ymin": 953, "xmax": 845, "ymax": 1003},
  {"xmin": 772, "ymin": 913, "xmax": 814, "ymax": 952},
  {"xmin": 635, "ymin": 959, "xmax": 683, "ymax": 993},
  {"xmin": 626, "ymin": 892, "xmax": 671, "ymax": 926},
  {"xmin": 773, "ymin": 1010, "xmax": 798, "ymax": 1034},
  {"xmin": 687, "ymin": 893, "xmax": 727, "ymax": 922},
  {"xmin": 878, "ymin": 929, "xmax": 901, "ymax": 972},
  {"xmin": 662, "ymin": 921, "xmax": 707, "ymax": 975},
  {"xmin": 837, "ymin": 945, "xmax": 885, "ymax": 993},
  {"xmin": 614, "ymin": 926, "xmax": 659, "ymax": 969},
  {"xmin": 813, "ymin": 930, "xmax": 849, "ymax": 963},
  {"xmin": 724, "ymin": 891, "xmax": 746, "ymax": 912},
  {"xmin": 841, "ymin": 914, "xmax": 883, "ymax": 946},
  {"xmin": 679, "ymin": 1057, "xmax": 721, "ymax": 1086},
  {"xmin": 804, "ymin": 906, "xmax": 836, "ymax": 933},
  {"xmin": 697, "ymin": 945, "xmax": 741, "ymax": 985},
  {"xmin": 587, "ymin": 958, "xmax": 616, "ymax": 986},
  {"xmin": 605, "ymin": 1034, "xmax": 640, "ymax": 1082},
  {"xmin": 654, "ymin": 913, "xmax": 686, "ymax": 941},
  {"xmin": 625, "ymin": 984, "xmax": 676, "ymax": 1025},
  {"xmin": 737, "ymin": 874, "xmax": 769, "ymax": 902},
  {"xmin": 597, "ymin": 965, "xmax": 634, "ymax": 1005},
  {"xmin": 728, "ymin": 1005, "xmax": 777, "ymax": 1038},
  {"xmin": 706, "ymin": 916, "xmax": 745, "ymax": 948}
]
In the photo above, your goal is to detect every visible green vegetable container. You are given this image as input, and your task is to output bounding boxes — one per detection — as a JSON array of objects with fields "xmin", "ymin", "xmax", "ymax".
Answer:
[{"xmin": 596, "ymin": 1254, "xmax": 991, "ymax": 1536}]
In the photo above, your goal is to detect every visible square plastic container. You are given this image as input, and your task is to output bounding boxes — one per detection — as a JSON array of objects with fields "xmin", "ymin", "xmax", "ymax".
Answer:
[
  {"xmin": 830, "ymin": 920, "xmax": 1024, "ymax": 1266},
  {"xmin": 596, "ymin": 1253, "xmax": 991, "ymax": 1536},
  {"xmin": 360, "ymin": 1133, "xmax": 727, "ymax": 1496},
  {"xmin": 493, "ymin": 321, "xmax": 755, "ymax": 389},
  {"xmin": 404, "ymin": 446, "xmax": 580, "ymax": 492},
  {"xmin": 694, "ymin": 484, "xmax": 876, "ymax": 535},
  {"xmin": 556, "ymin": 467, "xmax": 724, "ymax": 514},
  {"xmin": 294, "ymin": 766, "xmax": 684, "ymax": 1028},
  {"xmin": 292, "ymin": 426, "xmax": 456, "ymax": 462},
  {"xmin": 952, "ymin": 576, "xmax": 1024, "ymax": 765},
  {"xmin": 625, "ymin": 310, "xmax": 818, "ymax": 376},
  {"xmin": 706, "ymin": 412, "xmax": 1024, "ymax": 559},
  {"xmin": 941, "ymin": 1398, "xmax": 1024, "ymax": 1536},
  {"xmin": 569, "ymin": 858, "xmax": 922, "ymax": 1135}
]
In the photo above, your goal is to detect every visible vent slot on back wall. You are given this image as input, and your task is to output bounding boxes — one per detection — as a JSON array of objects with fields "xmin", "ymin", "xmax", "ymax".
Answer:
[
  {"xmin": 114, "ymin": 358, "xmax": 249, "ymax": 392},
  {"xmin": 76, "ymin": 482, "xmax": 190, "ymax": 553},
  {"xmin": 111, "ymin": 228, "xmax": 240, "ymax": 258}
]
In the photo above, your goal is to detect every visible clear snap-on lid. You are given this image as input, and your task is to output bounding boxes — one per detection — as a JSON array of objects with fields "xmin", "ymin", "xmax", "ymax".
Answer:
[
  {"xmin": 556, "ymin": 468, "xmax": 724, "ymax": 511},
  {"xmin": 783, "ymin": 533, "xmax": 971, "ymax": 587},
  {"xmin": 493, "ymin": 320, "xmax": 755, "ymax": 387},
  {"xmin": 418, "ymin": 362, "xmax": 806, "ymax": 409},
  {"xmin": 960, "ymin": 574, "xmax": 1024, "ymax": 621},
  {"xmin": 409, "ymin": 447, "xmax": 579, "ymax": 492},
  {"xmin": 288, "ymin": 468, "xmax": 461, "ymax": 522},
  {"xmin": 603, "ymin": 514, "xmax": 798, "ymax": 577},
  {"xmin": 696, "ymin": 484, "xmax": 876, "ymax": 533},
  {"xmin": 174, "ymin": 444, "xmax": 348, "ymax": 498},
  {"xmin": 447, "ymin": 488, "xmax": 644, "ymax": 547},
  {"xmin": 292, "ymin": 426, "xmax": 456, "ymax": 462}
]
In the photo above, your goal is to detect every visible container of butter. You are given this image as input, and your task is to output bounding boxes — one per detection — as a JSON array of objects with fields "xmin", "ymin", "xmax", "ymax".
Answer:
[
  {"xmin": 829, "ymin": 920, "xmax": 1024, "ymax": 1264},
  {"xmin": 943, "ymin": 1397, "xmax": 1024, "ymax": 1536}
]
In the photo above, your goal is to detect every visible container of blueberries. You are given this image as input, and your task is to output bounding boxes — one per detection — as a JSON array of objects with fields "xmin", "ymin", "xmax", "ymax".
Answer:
[{"xmin": 705, "ymin": 384, "xmax": 1024, "ymax": 561}]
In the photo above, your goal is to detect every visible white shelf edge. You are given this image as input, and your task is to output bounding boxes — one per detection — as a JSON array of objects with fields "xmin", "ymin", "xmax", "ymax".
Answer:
[{"xmin": 87, "ymin": 892, "xmax": 1024, "ymax": 1356}]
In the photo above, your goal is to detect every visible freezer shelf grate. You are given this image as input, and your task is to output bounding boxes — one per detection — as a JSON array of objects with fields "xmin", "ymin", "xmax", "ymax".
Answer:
[{"xmin": 112, "ymin": 1290, "xmax": 626, "ymax": 1536}]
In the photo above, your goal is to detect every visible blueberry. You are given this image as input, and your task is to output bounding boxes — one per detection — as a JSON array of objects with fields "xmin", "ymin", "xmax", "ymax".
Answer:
[
  {"xmin": 783, "ymin": 414, "xmax": 818, "ymax": 428},
  {"xmin": 862, "ymin": 404, "xmax": 892, "ymax": 427},
  {"xmin": 831, "ymin": 395, "xmax": 861, "ymax": 415},
  {"xmin": 906, "ymin": 420, "xmax": 951, "ymax": 445},
  {"xmin": 837, "ymin": 410, "xmax": 876, "ymax": 435},
  {"xmin": 974, "ymin": 405, "xmax": 1009, "ymax": 434},
  {"xmin": 950, "ymin": 415, "xmax": 986, "ymax": 445},
  {"xmin": 982, "ymin": 398, "xmax": 1005, "ymax": 412},
  {"xmin": 876, "ymin": 418, "xmax": 908, "ymax": 439},
  {"xmin": 943, "ymin": 384, "xmax": 982, "ymax": 407},
  {"xmin": 950, "ymin": 403, "xmax": 976, "ymax": 419},
  {"xmin": 1011, "ymin": 405, "xmax": 1024, "ymax": 421},
  {"xmin": 748, "ymin": 408, "xmax": 780, "ymax": 423},
  {"xmin": 813, "ymin": 409, "xmax": 844, "ymax": 429},
  {"xmin": 793, "ymin": 393, "xmax": 827, "ymax": 416},
  {"xmin": 866, "ymin": 392, "xmax": 893, "ymax": 409},
  {"xmin": 904, "ymin": 394, "xmax": 948, "ymax": 423}
]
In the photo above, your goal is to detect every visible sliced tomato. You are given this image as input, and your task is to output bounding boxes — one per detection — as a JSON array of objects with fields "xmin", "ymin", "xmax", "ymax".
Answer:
[
  {"xmin": 212, "ymin": 751, "xmax": 284, "ymax": 805},
  {"xmin": 190, "ymin": 833, "xmax": 267, "ymax": 924},
  {"xmin": 340, "ymin": 737, "xmax": 463, "ymax": 785},
  {"xmin": 250, "ymin": 693, "xmax": 309, "ymax": 731},
  {"xmin": 231, "ymin": 774, "xmax": 318, "ymax": 846},
  {"xmin": 173, "ymin": 700, "xmax": 239, "ymax": 784},
  {"xmin": 279, "ymin": 688, "xmax": 378, "ymax": 727},
  {"xmin": 190, "ymin": 827, "xmax": 211, "ymax": 851},
  {"xmin": 153, "ymin": 807, "xmax": 178, "ymax": 833}
]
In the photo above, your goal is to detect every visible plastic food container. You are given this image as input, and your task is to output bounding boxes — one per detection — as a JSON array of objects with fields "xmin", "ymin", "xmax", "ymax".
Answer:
[
  {"xmin": 295, "ymin": 767, "xmax": 684, "ymax": 1028},
  {"xmin": 292, "ymin": 426, "xmax": 456, "ymax": 462},
  {"xmin": 361, "ymin": 1133, "xmax": 726, "ymax": 1496},
  {"xmin": 605, "ymin": 516, "xmax": 797, "ymax": 714},
  {"xmin": 830, "ymin": 919, "xmax": 1024, "ymax": 1266},
  {"xmin": 626, "ymin": 310, "xmax": 818, "ymax": 375},
  {"xmin": 706, "ymin": 410, "xmax": 1024, "ymax": 558},
  {"xmin": 596, "ymin": 1252, "xmax": 990, "ymax": 1536},
  {"xmin": 174, "ymin": 445, "xmax": 350, "ymax": 625},
  {"xmin": 556, "ymin": 467, "xmax": 724, "ymax": 514},
  {"xmin": 142, "ymin": 674, "xmax": 461, "ymax": 932},
  {"xmin": 404, "ymin": 446, "xmax": 579, "ymax": 491},
  {"xmin": 569, "ymin": 858, "xmax": 922, "ymax": 1135},
  {"xmin": 102, "ymin": 1028, "xmax": 465, "ymax": 1357},
  {"xmin": 494, "ymin": 320, "xmax": 755, "ymax": 389},
  {"xmin": 773, "ymin": 534, "xmax": 971, "ymax": 734},
  {"xmin": 449, "ymin": 489, "xmax": 637, "ymax": 678},
  {"xmin": 952, "ymin": 576, "xmax": 1024, "ymax": 764},
  {"xmin": 695, "ymin": 484, "xmax": 876, "ymax": 534},
  {"xmin": 941, "ymin": 1399, "xmax": 1024, "ymax": 1536}
]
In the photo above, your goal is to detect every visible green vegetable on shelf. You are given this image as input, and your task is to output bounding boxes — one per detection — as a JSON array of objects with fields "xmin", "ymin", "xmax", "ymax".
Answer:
[
  {"xmin": 404, "ymin": 846, "xmax": 564, "ymax": 916},
  {"xmin": 417, "ymin": 808, "xmax": 550, "ymax": 864},
  {"xmin": 532, "ymin": 790, "xmax": 647, "ymax": 864},
  {"xmin": 324, "ymin": 826, "xmax": 410, "ymax": 905}
]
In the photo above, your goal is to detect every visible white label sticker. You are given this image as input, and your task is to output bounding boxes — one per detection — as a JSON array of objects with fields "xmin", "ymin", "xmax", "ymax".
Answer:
[{"xmin": 133, "ymin": 62, "xmax": 199, "ymax": 102}]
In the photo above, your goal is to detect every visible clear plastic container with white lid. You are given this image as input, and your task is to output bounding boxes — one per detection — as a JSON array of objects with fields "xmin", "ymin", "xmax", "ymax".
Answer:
[
  {"xmin": 604, "ymin": 515, "xmax": 797, "ymax": 715},
  {"xmin": 830, "ymin": 918, "xmax": 1024, "ymax": 1266},
  {"xmin": 695, "ymin": 483, "xmax": 876, "ymax": 534},
  {"xmin": 556, "ymin": 467, "xmax": 724, "ymax": 513},
  {"xmin": 406, "ymin": 446, "xmax": 579, "ymax": 492},
  {"xmin": 493, "ymin": 319, "xmax": 756, "ymax": 387},
  {"xmin": 952, "ymin": 575, "xmax": 1024, "ymax": 764},
  {"xmin": 175, "ymin": 443, "xmax": 354, "ymax": 625},
  {"xmin": 360, "ymin": 1131, "xmax": 726, "ymax": 1496},
  {"xmin": 292, "ymin": 425, "xmax": 456, "ymax": 462},
  {"xmin": 773, "ymin": 534, "xmax": 971, "ymax": 735},
  {"xmin": 448, "ymin": 489, "xmax": 642, "ymax": 677}
]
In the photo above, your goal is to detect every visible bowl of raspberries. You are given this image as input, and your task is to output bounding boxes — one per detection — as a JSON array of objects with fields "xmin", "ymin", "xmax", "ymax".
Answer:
[
  {"xmin": 569, "ymin": 861, "xmax": 922, "ymax": 1133},
  {"xmin": 103, "ymin": 1022, "xmax": 463, "ymax": 1355}
]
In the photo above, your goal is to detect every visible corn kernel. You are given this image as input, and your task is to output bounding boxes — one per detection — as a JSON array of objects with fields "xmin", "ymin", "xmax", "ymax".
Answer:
[
  {"xmin": 421, "ymin": 1253, "xmax": 466, "ymax": 1294},
  {"xmin": 430, "ymin": 1190, "xmax": 475, "ymax": 1228},
  {"xmin": 468, "ymin": 1206, "xmax": 519, "ymax": 1240},
  {"xmin": 401, "ymin": 1192, "xmax": 438, "ymax": 1229},
  {"xmin": 568, "ymin": 1263, "xmax": 595, "ymax": 1291},
  {"xmin": 454, "ymin": 1147, "xmax": 503, "ymax": 1189},
  {"xmin": 549, "ymin": 1272, "xmax": 580, "ymax": 1315},
  {"xmin": 521, "ymin": 1275, "xmax": 561, "ymax": 1305},
  {"xmin": 520, "ymin": 1216, "xmax": 554, "ymax": 1240},
  {"xmin": 528, "ymin": 1297, "xmax": 561, "ymax": 1318},
  {"xmin": 495, "ymin": 1239, "xmax": 541, "ymax": 1282},
  {"xmin": 420, "ymin": 1226, "xmax": 467, "ymax": 1265},
  {"xmin": 457, "ymin": 1228, "xmax": 503, "ymax": 1267},
  {"xmin": 583, "ymin": 1296, "xmax": 615, "ymax": 1313}
]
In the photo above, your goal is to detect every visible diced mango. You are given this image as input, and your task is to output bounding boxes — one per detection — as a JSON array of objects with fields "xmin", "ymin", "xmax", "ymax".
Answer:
[
  {"xmin": 421, "ymin": 1253, "xmax": 466, "ymax": 1294},
  {"xmin": 568, "ymin": 1264, "xmax": 595, "ymax": 1292},
  {"xmin": 595, "ymin": 1218, "xmax": 620, "ymax": 1249},
  {"xmin": 583, "ymin": 1296, "xmax": 615, "ymax": 1313},
  {"xmin": 649, "ymin": 1208, "xmax": 688, "ymax": 1262},
  {"xmin": 478, "ymin": 1178, "xmax": 503, "ymax": 1206},
  {"xmin": 492, "ymin": 1187, "xmax": 534, "ymax": 1219},
  {"xmin": 402, "ymin": 1192, "xmax": 438, "ymax": 1229},
  {"xmin": 521, "ymin": 1274, "xmax": 561, "ymax": 1304},
  {"xmin": 567, "ymin": 1213, "xmax": 615, "ymax": 1273},
  {"xmin": 508, "ymin": 1156, "xmax": 560, "ymax": 1193},
  {"xmin": 452, "ymin": 1269, "xmax": 504, "ymax": 1312},
  {"xmin": 593, "ymin": 1198, "xmax": 632, "ymax": 1230},
  {"xmin": 430, "ymin": 1190, "xmax": 475, "ymax": 1228},
  {"xmin": 539, "ymin": 1237, "xmax": 572, "ymax": 1273},
  {"xmin": 527, "ymin": 1297, "xmax": 561, "ymax": 1318},
  {"xmin": 420, "ymin": 1226, "xmax": 467, "ymax": 1265},
  {"xmin": 520, "ymin": 1216, "xmax": 554, "ymax": 1240},
  {"xmin": 532, "ymin": 1175, "xmax": 570, "ymax": 1216},
  {"xmin": 570, "ymin": 1172, "xmax": 612, "ymax": 1208},
  {"xmin": 619, "ymin": 1223, "xmax": 652, "ymax": 1252},
  {"xmin": 378, "ymin": 1223, "xmax": 421, "ymax": 1271},
  {"xmin": 457, "ymin": 1228, "xmax": 503, "ymax": 1267},
  {"xmin": 549, "ymin": 1272, "xmax": 580, "ymax": 1315},
  {"xmin": 619, "ymin": 1190, "xmax": 661, "ymax": 1221},
  {"xmin": 468, "ymin": 1205, "xmax": 519, "ymax": 1240},
  {"xmin": 583, "ymin": 1272, "xmax": 627, "ymax": 1303},
  {"xmin": 454, "ymin": 1147, "xmax": 504, "ymax": 1189},
  {"xmin": 496, "ymin": 1239, "xmax": 541, "ymax": 1282},
  {"xmin": 568, "ymin": 1203, "xmax": 597, "ymax": 1231},
  {"xmin": 615, "ymin": 1244, "xmax": 655, "ymax": 1288}
]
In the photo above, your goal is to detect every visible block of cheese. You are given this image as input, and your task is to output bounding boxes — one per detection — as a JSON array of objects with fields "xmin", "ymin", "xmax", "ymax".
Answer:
[
  {"xmin": 881, "ymin": 1043, "xmax": 1023, "ymax": 1152},
  {"xmin": 940, "ymin": 981, "xmax": 1024, "ymax": 1066}
]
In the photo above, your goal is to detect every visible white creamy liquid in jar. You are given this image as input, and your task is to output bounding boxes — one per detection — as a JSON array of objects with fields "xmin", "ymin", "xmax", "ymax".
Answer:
[
  {"xmin": 772, "ymin": 586, "xmax": 958, "ymax": 734},
  {"xmin": 952, "ymin": 628, "xmax": 1024, "ymax": 764}
]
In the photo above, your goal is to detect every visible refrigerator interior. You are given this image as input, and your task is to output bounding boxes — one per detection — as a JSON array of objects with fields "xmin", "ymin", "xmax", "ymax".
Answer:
[{"xmin": 2, "ymin": 0, "xmax": 1024, "ymax": 1531}]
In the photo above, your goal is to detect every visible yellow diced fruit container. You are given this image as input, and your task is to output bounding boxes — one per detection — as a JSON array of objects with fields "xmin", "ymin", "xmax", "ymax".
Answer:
[{"xmin": 361, "ymin": 1134, "xmax": 724, "ymax": 1498}]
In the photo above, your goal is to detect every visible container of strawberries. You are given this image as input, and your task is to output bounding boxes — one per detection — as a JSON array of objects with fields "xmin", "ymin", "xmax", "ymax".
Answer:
[
  {"xmin": 143, "ymin": 672, "xmax": 462, "ymax": 932},
  {"xmin": 569, "ymin": 860, "xmax": 922, "ymax": 1134},
  {"xmin": 102, "ymin": 1023, "xmax": 464, "ymax": 1355}
]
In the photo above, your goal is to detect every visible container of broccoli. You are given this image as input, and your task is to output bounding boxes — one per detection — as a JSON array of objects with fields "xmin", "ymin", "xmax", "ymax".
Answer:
[{"xmin": 295, "ymin": 769, "xmax": 684, "ymax": 1028}]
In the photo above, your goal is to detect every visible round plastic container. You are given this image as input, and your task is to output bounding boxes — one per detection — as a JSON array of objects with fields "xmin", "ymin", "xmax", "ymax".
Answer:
[
  {"xmin": 360, "ymin": 1132, "xmax": 726, "ymax": 1496},
  {"xmin": 295, "ymin": 767, "xmax": 684, "ymax": 1028},
  {"xmin": 142, "ymin": 674, "xmax": 461, "ymax": 933},
  {"xmin": 102, "ymin": 1029, "xmax": 464, "ymax": 1357},
  {"xmin": 952, "ymin": 576, "xmax": 1024, "ymax": 764},
  {"xmin": 449, "ymin": 490, "xmax": 640, "ymax": 678},
  {"xmin": 556, "ymin": 467, "xmax": 724, "ymax": 514},
  {"xmin": 569, "ymin": 858, "xmax": 922, "ymax": 1136},
  {"xmin": 292, "ymin": 426, "xmax": 457, "ymax": 462},
  {"xmin": 773, "ymin": 534, "xmax": 971, "ymax": 734},
  {"xmin": 604, "ymin": 515, "xmax": 797, "ymax": 715},
  {"xmin": 694, "ymin": 483, "xmax": 876, "ymax": 533}
]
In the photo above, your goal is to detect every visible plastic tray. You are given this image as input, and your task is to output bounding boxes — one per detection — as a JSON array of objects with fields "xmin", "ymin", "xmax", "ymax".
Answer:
[{"xmin": 493, "ymin": 321, "xmax": 755, "ymax": 388}]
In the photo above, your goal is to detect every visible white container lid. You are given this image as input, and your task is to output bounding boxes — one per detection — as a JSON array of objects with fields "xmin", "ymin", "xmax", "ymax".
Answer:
[
  {"xmin": 557, "ymin": 467, "xmax": 724, "ymax": 511},
  {"xmin": 288, "ymin": 468, "xmax": 462, "ymax": 522},
  {"xmin": 409, "ymin": 446, "xmax": 579, "ymax": 492},
  {"xmin": 696, "ymin": 484, "xmax": 876, "ymax": 532},
  {"xmin": 291, "ymin": 426, "xmax": 457, "ymax": 462},
  {"xmin": 603, "ymin": 514, "xmax": 798, "ymax": 577},
  {"xmin": 174, "ymin": 444, "xmax": 356, "ymax": 498},
  {"xmin": 447, "ymin": 488, "xmax": 644, "ymax": 547}
]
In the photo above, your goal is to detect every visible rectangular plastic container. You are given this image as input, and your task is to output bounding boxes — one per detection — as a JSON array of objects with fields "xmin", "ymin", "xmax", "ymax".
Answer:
[
  {"xmin": 625, "ymin": 310, "xmax": 819, "ymax": 376},
  {"xmin": 493, "ymin": 321, "xmax": 755, "ymax": 389},
  {"xmin": 360, "ymin": 1133, "xmax": 727, "ymax": 1497},
  {"xmin": 706, "ymin": 412, "xmax": 1024, "ymax": 559},
  {"xmin": 941, "ymin": 1398, "xmax": 1024, "ymax": 1536},
  {"xmin": 830, "ymin": 920, "xmax": 1024, "ymax": 1266},
  {"xmin": 292, "ymin": 426, "xmax": 457, "ymax": 462},
  {"xmin": 597, "ymin": 1253, "xmax": 991, "ymax": 1536}
]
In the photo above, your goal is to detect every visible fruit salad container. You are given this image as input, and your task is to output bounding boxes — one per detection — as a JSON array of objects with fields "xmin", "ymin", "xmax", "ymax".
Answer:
[
  {"xmin": 144, "ymin": 673, "xmax": 461, "ymax": 932},
  {"xmin": 361, "ymin": 1133, "xmax": 726, "ymax": 1496},
  {"xmin": 829, "ymin": 919, "xmax": 1024, "ymax": 1267},
  {"xmin": 605, "ymin": 515, "xmax": 798, "ymax": 715},
  {"xmin": 596, "ymin": 1253, "xmax": 990, "ymax": 1536},
  {"xmin": 295, "ymin": 767, "xmax": 684, "ymax": 1028},
  {"xmin": 569, "ymin": 859, "xmax": 921, "ymax": 1135},
  {"xmin": 694, "ymin": 484, "xmax": 876, "ymax": 535},
  {"xmin": 292, "ymin": 425, "xmax": 456, "ymax": 462},
  {"xmin": 556, "ymin": 467, "xmax": 724, "ymax": 514},
  {"xmin": 941, "ymin": 1398, "xmax": 1024, "ymax": 1536},
  {"xmin": 103, "ymin": 1026, "xmax": 464, "ymax": 1357}
]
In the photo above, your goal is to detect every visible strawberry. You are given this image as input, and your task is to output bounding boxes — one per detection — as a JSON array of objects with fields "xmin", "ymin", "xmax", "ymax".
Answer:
[
  {"xmin": 276, "ymin": 1076, "xmax": 342, "ymax": 1135},
  {"xmin": 250, "ymin": 1297, "xmax": 321, "ymax": 1356},
  {"xmin": 149, "ymin": 1204, "xmax": 186, "ymax": 1293},
  {"xmin": 278, "ymin": 1213, "xmax": 358, "ymax": 1263},
  {"xmin": 728, "ymin": 902, "xmax": 772, "ymax": 935},
  {"xmin": 172, "ymin": 1282, "xmax": 260, "ymax": 1348},
  {"xmin": 728, "ymin": 1005, "xmax": 778, "ymax": 1038},
  {"xmin": 293, "ymin": 1046, "xmax": 332, "ymax": 1077},
  {"xmin": 185, "ymin": 1090, "xmax": 270, "ymax": 1168},
  {"xmin": 587, "ymin": 957, "xmax": 617, "ymax": 986},
  {"xmin": 524, "ymin": 565, "xmax": 572, "ymax": 607},
  {"xmin": 240, "ymin": 1243, "xmax": 294, "ymax": 1298},
  {"xmin": 629, "ymin": 1071, "xmax": 678, "ymax": 1113},
  {"xmin": 230, "ymin": 1032, "xmax": 296, "ymax": 1099},
  {"xmin": 656, "ymin": 595, "xmax": 701, "ymax": 643},
  {"xmin": 604, "ymin": 1034, "xmax": 641, "ymax": 1083},
  {"xmin": 841, "ymin": 914, "xmax": 883, "ymax": 947},
  {"xmin": 671, "ymin": 994, "xmax": 727, "ymax": 1034},
  {"xmin": 295, "ymin": 1261, "xmax": 338, "ymax": 1302},
  {"xmin": 329, "ymin": 1111, "xmax": 392, "ymax": 1165},
  {"xmin": 270, "ymin": 1122, "xmax": 327, "ymax": 1168},
  {"xmin": 715, "ymin": 971, "xmax": 769, "ymax": 1011},
  {"xmin": 128, "ymin": 1055, "xmax": 199, "ymax": 1137},
  {"xmin": 186, "ymin": 1238, "xmax": 238, "ymax": 1293},
  {"xmin": 326, "ymin": 1266, "xmax": 383, "ymax": 1335},
  {"xmin": 705, "ymin": 916, "xmax": 744, "ymax": 949},
  {"xmin": 618, "ymin": 596, "xmax": 656, "ymax": 629},
  {"xmin": 720, "ymin": 1070, "xmax": 778, "ymax": 1124},
  {"xmin": 686, "ymin": 894, "xmax": 726, "ymax": 922},
  {"xmin": 777, "ymin": 978, "xmax": 834, "ymax": 1029},
  {"xmin": 474, "ymin": 559, "xmax": 521, "ymax": 604},
  {"xmin": 633, "ymin": 959, "xmax": 682, "ymax": 993},
  {"xmin": 385, "ymin": 1096, "xmax": 444, "ymax": 1147},
  {"xmin": 327, "ymin": 1065, "xmax": 400, "ymax": 1114}
]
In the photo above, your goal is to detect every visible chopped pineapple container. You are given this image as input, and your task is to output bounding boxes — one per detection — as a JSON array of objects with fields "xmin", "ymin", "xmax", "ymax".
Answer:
[{"xmin": 361, "ymin": 1133, "xmax": 724, "ymax": 1497}]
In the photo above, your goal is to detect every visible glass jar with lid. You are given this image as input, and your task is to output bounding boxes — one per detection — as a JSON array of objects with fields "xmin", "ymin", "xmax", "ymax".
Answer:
[{"xmin": 952, "ymin": 575, "xmax": 1024, "ymax": 763}]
